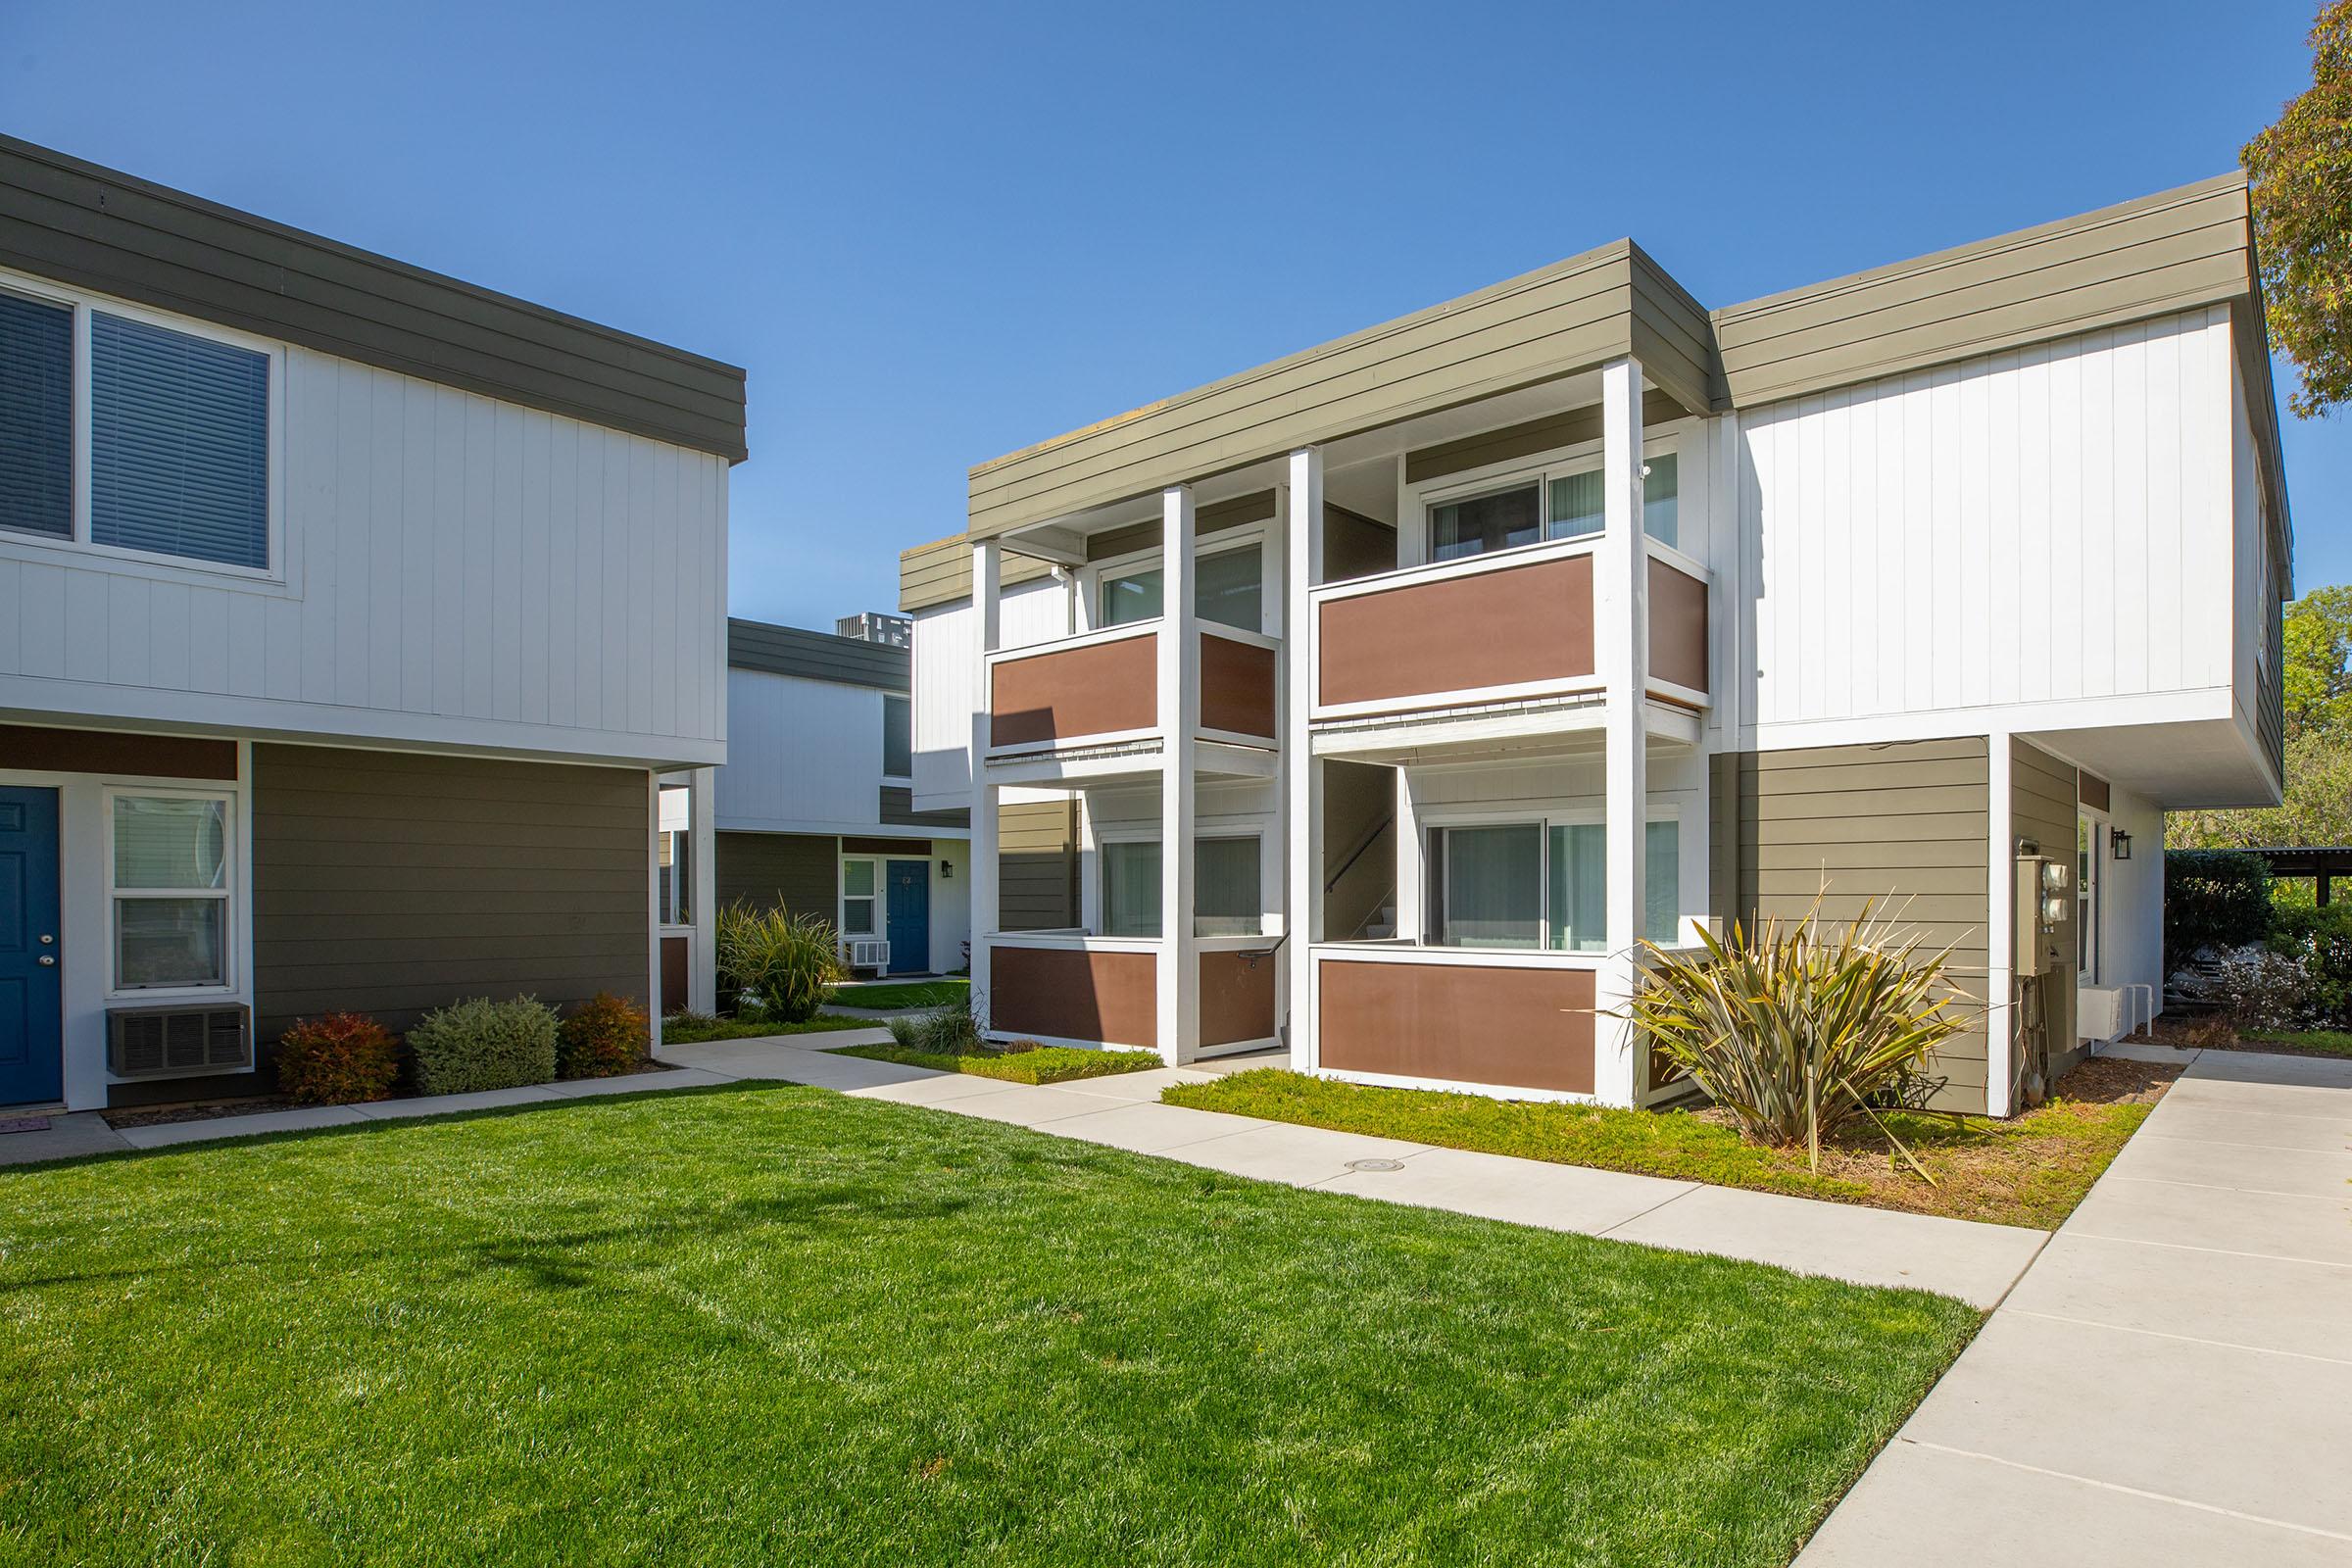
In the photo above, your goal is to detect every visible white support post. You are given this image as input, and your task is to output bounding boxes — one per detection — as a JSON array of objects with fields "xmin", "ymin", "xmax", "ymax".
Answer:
[
  {"xmin": 1985, "ymin": 729, "xmax": 2016, "ymax": 1116},
  {"xmin": 1597, "ymin": 358, "xmax": 1647, "ymax": 1108},
  {"xmin": 969, "ymin": 540, "xmax": 1003, "ymax": 1031},
  {"xmin": 1283, "ymin": 447, "xmax": 1325, "ymax": 1070},
  {"xmin": 689, "ymin": 764, "xmax": 717, "ymax": 1015},
  {"xmin": 1158, "ymin": 486, "xmax": 1200, "ymax": 1065}
]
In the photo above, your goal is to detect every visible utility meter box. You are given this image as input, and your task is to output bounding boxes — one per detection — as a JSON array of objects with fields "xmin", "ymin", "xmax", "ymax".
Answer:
[{"xmin": 2014, "ymin": 853, "xmax": 2072, "ymax": 977}]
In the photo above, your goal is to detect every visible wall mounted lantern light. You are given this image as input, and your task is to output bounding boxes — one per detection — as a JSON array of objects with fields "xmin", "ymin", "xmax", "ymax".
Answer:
[{"xmin": 2110, "ymin": 829, "xmax": 2132, "ymax": 861}]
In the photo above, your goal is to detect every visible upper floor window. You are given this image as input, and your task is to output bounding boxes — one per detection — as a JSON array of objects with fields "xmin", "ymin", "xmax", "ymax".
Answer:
[
  {"xmin": 0, "ymin": 279, "xmax": 274, "ymax": 574},
  {"xmin": 1097, "ymin": 541, "xmax": 1263, "ymax": 632},
  {"xmin": 1425, "ymin": 449, "xmax": 1679, "ymax": 562},
  {"xmin": 883, "ymin": 695, "xmax": 912, "ymax": 780}
]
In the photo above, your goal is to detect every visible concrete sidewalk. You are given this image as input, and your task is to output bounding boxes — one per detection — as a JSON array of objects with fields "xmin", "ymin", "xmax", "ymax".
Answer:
[
  {"xmin": 1796, "ymin": 1047, "xmax": 2352, "ymax": 1565},
  {"xmin": 660, "ymin": 1035, "xmax": 2048, "ymax": 1307}
]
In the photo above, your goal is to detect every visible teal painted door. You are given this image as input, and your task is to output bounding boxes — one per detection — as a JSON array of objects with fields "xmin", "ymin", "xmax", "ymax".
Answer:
[
  {"xmin": 0, "ymin": 787, "xmax": 64, "ymax": 1106},
  {"xmin": 885, "ymin": 860, "xmax": 929, "ymax": 975}
]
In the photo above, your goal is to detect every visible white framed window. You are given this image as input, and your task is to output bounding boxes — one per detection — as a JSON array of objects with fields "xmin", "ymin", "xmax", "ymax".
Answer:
[
  {"xmin": 106, "ymin": 788, "xmax": 237, "ymax": 994},
  {"xmin": 1097, "ymin": 832, "xmax": 1265, "ymax": 938},
  {"xmin": 1426, "ymin": 812, "xmax": 1677, "ymax": 951},
  {"xmin": 840, "ymin": 857, "xmax": 878, "ymax": 936},
  {"xmin": 0, "ymin": 268, "xmax": 284, "ymax": 579},
  {"xmin": 1419, "ymin": 444, "xmax": 1680, "ymax": 563},
  {"xmin": 657, "ymin": 785, "xmax": 692, "ymax": 926},
  {"xmin": 1087, "ymin": 528, "xmax": 1271, "ymax": 634}
]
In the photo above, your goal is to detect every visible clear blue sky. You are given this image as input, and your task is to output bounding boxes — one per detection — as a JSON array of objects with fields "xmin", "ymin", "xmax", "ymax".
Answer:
[{"xmin": 10, "ymin": 0, "xmax": 2343, "ymax": 628}]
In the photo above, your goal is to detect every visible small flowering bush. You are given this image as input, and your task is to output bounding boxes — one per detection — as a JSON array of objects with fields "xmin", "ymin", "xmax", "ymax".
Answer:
[
  {"xmin": 274, "ymin": 1012, "xmax": 402, "ymax": 1105},
  {"xmin": 558, "ymin": 992, "xmax": 650, "ymax": 1080},
  {"xmin": 2210, "ymin": 944, "xmax": 2327, "ymax": 1033}
]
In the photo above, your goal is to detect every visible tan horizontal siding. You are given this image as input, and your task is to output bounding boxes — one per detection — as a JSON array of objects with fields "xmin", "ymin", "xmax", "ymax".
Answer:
[
  {"xmin": 1405, "ymin": 390, "xmax": 1690, "ymax": 484},
  {"xmin": 1716, "ymin": 736, "xmax": 1993, "ymax": 1114},
  {"xmin": 999, "ymin": 799, "xmax": 1078, "ymax": 931},
  {"xmin": 966, "ymin": 242, "xmax": 1727, "ymax": 540},
  {"xmin": 252, "ymin": 745, "xmax": 650, "ymax": 1043},
  {"xmin": 901, "ymin": 535, "xmax": 1057, "ymax": 612},
  {"xmin": 1713, "ymin": 174, "xmax": 2252, "ymax": 410}
]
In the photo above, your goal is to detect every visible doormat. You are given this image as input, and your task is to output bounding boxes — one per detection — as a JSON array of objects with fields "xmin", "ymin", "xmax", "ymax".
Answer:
[{"xmin": 0, "ymin": 1117, "xmax": 54, "ymax": 1135}]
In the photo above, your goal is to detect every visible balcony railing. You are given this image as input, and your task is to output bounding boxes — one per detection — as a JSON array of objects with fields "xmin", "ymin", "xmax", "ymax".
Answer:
[
  {"xmin": 988, "ymin": 933, "xmax": 1159, "ymax": 1050},
  {"xmin": 985, "ymin": 620, "xmax": 1282, "ymax": 759},
  {"xmin": 1306, "ymin": 536, "xmax": 1711, "ymax": 723},
  {"xmin": 1308, "ymin": 943, "xmax": 1600, "ymax": 1095}
]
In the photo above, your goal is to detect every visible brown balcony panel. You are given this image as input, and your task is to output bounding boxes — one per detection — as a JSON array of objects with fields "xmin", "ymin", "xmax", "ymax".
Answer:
[
  {"xmin": 991, "ymin": 944, "xmax": 1157, "ymax": 1049},
  {"xmin": 1200, "ymin": 632, "xmax": 1278, "ymax": 739},
  {"xmin": 1647, "ymin": 559, "xmax": 1709, "ymax": 697},
  {"xmin": 1200, "ymin": 948, "xmax": 1279, "ymax": 1047},
  {"xmin": 1317, "ymin": 553, "xmax": 1594, "ymax": 710},
  {"xmin": 990, "ymin": 635, "xmax": 1157, "ymax": 749},
  {"xmin": 1317, "ymin": 957, "xmax": 1594, "ymax": 1093}
]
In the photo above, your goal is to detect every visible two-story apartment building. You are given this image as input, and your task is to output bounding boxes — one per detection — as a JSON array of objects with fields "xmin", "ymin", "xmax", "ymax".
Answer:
[
  {"xmin": 688, "ymin": 613, "xmax": 969, "ymax": 982},
  {"xmin": 0, "ymin": 137, "xmax": 742, "ymax": 1112},
  {"xmin": 903, "ymin": 173, "xmax": 2289, "ymax": 1117}
]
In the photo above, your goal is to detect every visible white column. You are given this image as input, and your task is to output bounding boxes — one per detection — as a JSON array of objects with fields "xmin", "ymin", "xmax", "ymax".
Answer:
[
  {"xmin": 1157, "ymin": 486, "xmax": 1199, "ymax": 1065},
  {"xmin": 1596, "ymin": 358, "xmax": 1647, "ymax": 1107},
  {"xmin": 969, "ymin": 540, "xmax": 1003, "ymax": 1031},
  {"xmin": 1985, "ymin": 729, "xmax": 2016, "ymax": 1116},
  {"xmin": 1283, "ymin": 447, "xmax": 1325, "ymax": 1070},
  {"xmin": 689, "ymin": 763, "xmax": 717, "ymax": 1015}
]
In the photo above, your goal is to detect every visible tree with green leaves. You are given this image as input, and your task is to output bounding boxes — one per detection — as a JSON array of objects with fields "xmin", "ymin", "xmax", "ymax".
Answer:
[
  {"xmin": 2282, "ymin": 584, "xmax": 2352, "ymax": 743},
  {"xmin": 2244, "ymin": 1, "xmax": 2352, "ymax": 416}
]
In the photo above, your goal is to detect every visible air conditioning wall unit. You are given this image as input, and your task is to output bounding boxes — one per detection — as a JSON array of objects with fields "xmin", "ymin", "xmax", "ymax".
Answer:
[
  {"xmin": 108, "ymin": 1004, "xmax": 252, "ymax": 1078},
  {"xmin": 846, "ymin": 938, "xmax": 891, "ymax": 971}
]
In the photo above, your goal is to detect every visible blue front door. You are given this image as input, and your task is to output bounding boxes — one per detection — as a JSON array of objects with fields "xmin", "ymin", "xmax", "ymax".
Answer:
[
  {"xmin": 0, "ymin": 787, "xmax": 64, "ymax": 1107},
  {"xmin": 885, "ymin": 860, "xmax": 930, "ymax": 975}
]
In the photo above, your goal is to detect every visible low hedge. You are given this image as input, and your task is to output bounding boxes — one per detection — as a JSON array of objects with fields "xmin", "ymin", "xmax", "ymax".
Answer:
[
  {"xmin": 2164, "ymin": 849, "xmax": 2273, "ymax": 963},
  {"xmin": 409, "ymin": 996, "xmax": 559, "ymax": 1096},
  {"xmin": 274, "ymin": 1012, "xmax": 401, "ymax": 1105},
  {"xmin": 558, "ymin": 993, "xmax": 649, "ymax": 1080}
]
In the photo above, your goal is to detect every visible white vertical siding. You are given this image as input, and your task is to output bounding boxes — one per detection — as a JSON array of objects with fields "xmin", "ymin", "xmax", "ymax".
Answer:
[
  {"xmin": 908, "ymin": 575, "xmax": 1070, "ymax": 810},
  {"xmin": 712, "ymin": 668, "xmax": 883, "ymax": 831},
  {"xmin": 0, "ymin": 345, "xmax": 729, "ymax": 763},
  {"xmin": 1738, "ymin": 306, "xmax": 2238, "ymax": 738}
]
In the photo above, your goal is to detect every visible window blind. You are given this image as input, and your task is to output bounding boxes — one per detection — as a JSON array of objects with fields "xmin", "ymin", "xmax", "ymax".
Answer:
[
  {"xmin": 90, "ymin": 313, "xmax": 269, "ymax": 568},
  {"xmin": 0, "ymin": 290, "xmax": 72, "ymax": 539}
]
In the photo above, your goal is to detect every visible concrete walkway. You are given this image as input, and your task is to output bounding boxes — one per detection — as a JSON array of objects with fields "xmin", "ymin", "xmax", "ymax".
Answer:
[
  {"xmin": 658, "ymin": 1034, "xmax": 2047, "ymax": 1307},
  {"xmin": 1797, "ymin": 1046, "xmax": 2352, "ymax": 1565}
]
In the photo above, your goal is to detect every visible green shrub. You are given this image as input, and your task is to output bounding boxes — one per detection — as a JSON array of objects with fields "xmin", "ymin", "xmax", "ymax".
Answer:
[
  {"xmin": 885, "ymin": 1002, "xmax": 984, "ymax": 1054},
  {"xmin": 408, "ymin": 996, "xmax": 559, "ymax": 1096},
  {"xmin": 558, "ymin": 992, "xmax": 649, "ymax": 1079},
  {"xmin": 2270, "ymin": 903, "xmax": 2352, "ymax": 1022},
  {"xmin": 2164, "ymin": 849, "xmax": 2274, "ymax": 964},
  {"xmin": 1626, "ymin": 904, "xmax": 1970, "ymax": 1172},
  {"xmin": 274, "ymin": 1012, "xmax": 401, "ymax": 1105},
  {"xmin": 715, "ymin": 903, "xmax": 846, "ymax": 1023}
]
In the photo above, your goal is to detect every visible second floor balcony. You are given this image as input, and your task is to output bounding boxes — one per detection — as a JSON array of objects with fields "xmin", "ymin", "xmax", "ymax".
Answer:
[
  {"xmin": 982, "ymin": 618, "xmax": 1281, "ymax": 786},
  {"xmin": 1306, "ymin": 534, "xmax": 1712, "ymax": 759}
]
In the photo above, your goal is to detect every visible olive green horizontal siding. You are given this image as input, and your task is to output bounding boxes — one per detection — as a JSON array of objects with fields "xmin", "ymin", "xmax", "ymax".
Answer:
[
  {"xmin": 967, "ymin": 240, "xmax": 1716, "ymax": 540},
  {"xmin": 715, "ymin": 831, "xmax": 838, "ymax": 921},
  {"xmin": 0, "ymin": 135, "xmax": 747, "ymax": 463},
  {"xmin": 999, "ymin": 800, "xmax": 1078, "ymax": 931},
  {"xmin": 1714, "ymin": 737, "xmax": 1992, "ymax": 1111},
  {"xmin": 1713, "ymin": 174, "xmax": 2252, "ymax": 411},
  {"xmin": 252, "ymin": 745, "xmax": 651, "ymax": 1041},
  {"xmin": 1405, "ymin": 391, "xmax": 1690, "ymax": 485},
  {"xmin": 901, "ymin": 536, "xmax": 1057, "ymax": 613}
]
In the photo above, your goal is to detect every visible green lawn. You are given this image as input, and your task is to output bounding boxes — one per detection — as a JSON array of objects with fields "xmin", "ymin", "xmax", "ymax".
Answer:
[
  {"xmin": 833, "ymin": 1041, "xmax": 1163, "ymax": 1085},
  {"xmin": 2241, "ymin": 1028, "xmax": 2352, "ymax": 1057},
  {"xmin": 0, "ymin": 1086, "xmax": 1977, "ymax": 1567},
  {"xmin": 661, "ymin": 1012, "xmax": 879, "ymax": 1044},
  {"xmin": 1164, "ymin": 1064, "xmax": 2163, "ymax": 1230},
  {"xmin": 830, "ymin": 978, "xmax": 969, "ymax": 1010}
]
